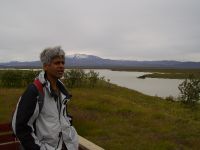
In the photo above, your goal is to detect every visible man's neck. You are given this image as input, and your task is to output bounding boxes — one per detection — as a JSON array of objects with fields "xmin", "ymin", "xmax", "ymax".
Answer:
[{"xmin": 46, "ymin": 75, "xmax": 58, "ymax": 91}]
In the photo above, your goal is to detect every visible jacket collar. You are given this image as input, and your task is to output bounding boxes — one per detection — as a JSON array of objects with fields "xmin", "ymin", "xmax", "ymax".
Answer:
[{"xmin": 37, "ymin": 71, "xmax": 72, "ymax": 101}]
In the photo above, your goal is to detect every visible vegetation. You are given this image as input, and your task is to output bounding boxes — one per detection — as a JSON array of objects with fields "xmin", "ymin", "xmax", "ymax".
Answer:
[
  {"xmin": 0, "ymin": 69, "xmax": 200, "ymax": 149},
  {"xmin": 0, "ymin": 69, "xmax": 106, "ymax": 88},
  {"xmin": 70, "ymin": 86, "xmax": 200, "ymax": 150},
  {"xmin": 111, "ymin": 68, "xmax": 200, "ymax": 79},
  {"xmin": 138, "ymin": 72, "xmax": 200, "ymax": 79},
  {"xmin": 0, "ymin": 70, "xmax": 40, "ymax": 87},
  {"xmin": 64, "ymin": 69, "xmax": 103, "ymax": 88},
  {"xmin": 111, "ymin": 68, "xmax": 200, "ymax": 74},
  {"xmin": 178, "ymin": 74, "xmax": 200, "ymax": 105}
]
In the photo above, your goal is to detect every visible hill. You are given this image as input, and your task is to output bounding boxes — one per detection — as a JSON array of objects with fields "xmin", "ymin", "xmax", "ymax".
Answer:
[
  {"xmin": 1, "ymin": 84, "xmax": 200, "ymax": 149},
  {"xmin": 0, "ymin": 54, "xmax": 200, "ymax": 69}
]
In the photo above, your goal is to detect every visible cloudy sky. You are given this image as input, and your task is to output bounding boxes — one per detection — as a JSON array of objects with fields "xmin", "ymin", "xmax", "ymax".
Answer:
[{"xmin": 0, "ymin": 0, "xmax": 200, "ymax": 62}]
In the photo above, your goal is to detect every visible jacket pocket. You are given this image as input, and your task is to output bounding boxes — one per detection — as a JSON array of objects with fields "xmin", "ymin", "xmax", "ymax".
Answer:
[{"xmin": 63, "ymin": 126, "xmax": 78, "ymax": 142}]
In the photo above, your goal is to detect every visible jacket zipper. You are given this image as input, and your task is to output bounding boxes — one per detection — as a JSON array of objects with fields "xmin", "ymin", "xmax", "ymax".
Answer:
[{"xmin": 55, "ymin": 92, "xmax": 62, "ymax": 149}]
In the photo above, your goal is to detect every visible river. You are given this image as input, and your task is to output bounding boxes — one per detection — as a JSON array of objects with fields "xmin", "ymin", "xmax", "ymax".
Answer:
[
  {"xmin": 1, "ymin": 68, "xmax": 183, "ymax": 98},
  {"xmin": 87, "ymin": 69, "xmax": 183, "ymax": 98}
]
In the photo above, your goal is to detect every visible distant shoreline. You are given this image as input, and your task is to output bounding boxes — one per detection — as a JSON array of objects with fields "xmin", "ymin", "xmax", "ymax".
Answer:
[{"xmin": 1, "ymin": 67, "xmax": 200, "ymax": 79}]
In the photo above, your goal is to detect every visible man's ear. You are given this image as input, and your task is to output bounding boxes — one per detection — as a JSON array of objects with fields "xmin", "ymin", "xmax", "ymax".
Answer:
[{"xmin": 43, "ymin": 64, "xmax": 48, "ymax": 71}]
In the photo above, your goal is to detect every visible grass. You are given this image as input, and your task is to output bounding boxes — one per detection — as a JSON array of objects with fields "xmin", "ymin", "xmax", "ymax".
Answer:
[
  {"xmin": 1, "ymin": 84, "xmax": 200, "ymax": 150},
  {"xmin": 111, "ymin": 68, "xmax": 200, "ymax": 74},
  {"xmin": 0, "ymin": 88, "xmax": 24, "ymax": 122},
  {"xmin": 111, "ymin": 68, "xmax": 200, "ymax": 79},
  {"xmin": 137, "ymin": 72, "xmax": 200, "ymax": 79}
]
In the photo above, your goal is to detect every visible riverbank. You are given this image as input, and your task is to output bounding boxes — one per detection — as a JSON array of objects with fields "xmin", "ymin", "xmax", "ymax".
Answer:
[
  {"xmin": 1, "ymin": 84, "xmax": 200, "ymax": 150},
  {"xmin": 111, "ymin": 68, "xmax": 200, "ymax": 79},
  {"xmin": 137, "ymin": 72, "xmax": 200, "ymax": 79},
  {"xmin": 1, "ymin": 68, "xmax": 200, "ymax": 79}
]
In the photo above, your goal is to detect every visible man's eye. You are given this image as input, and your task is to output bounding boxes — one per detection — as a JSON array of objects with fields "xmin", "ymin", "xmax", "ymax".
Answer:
[{"xmin": 55, "ymin": 61, "xmax": 64, "ymax": 65}]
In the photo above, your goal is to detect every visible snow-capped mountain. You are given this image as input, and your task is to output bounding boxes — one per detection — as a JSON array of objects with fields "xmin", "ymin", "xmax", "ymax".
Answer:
[
  {"xmin": 66, "ymin": 54, "xmax": 109, "ymax": 67},
  {"xmin": 0, "ymin": 54, "xmax": 200, "ymax": 69},
  {"xmin": 68, "ymin": 54, "xmax": 89, "ymax": 59}
]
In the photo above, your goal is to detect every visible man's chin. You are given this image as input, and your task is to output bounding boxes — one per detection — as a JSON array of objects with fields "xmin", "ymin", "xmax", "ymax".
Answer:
[{"xmin": 57, "ymin": 74, "xmax": 64, "ymax": 79}]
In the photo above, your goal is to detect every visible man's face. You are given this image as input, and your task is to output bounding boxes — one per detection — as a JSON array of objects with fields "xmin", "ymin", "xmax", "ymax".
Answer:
[{"xmin": 44, "ymin": 56, "xmax": 65, "ymax": 79}]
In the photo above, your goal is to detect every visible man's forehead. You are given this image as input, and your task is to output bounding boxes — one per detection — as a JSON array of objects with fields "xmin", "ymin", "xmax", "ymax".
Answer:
[{"xmin": 52, "ymin": 56, "xmax": 65, "ymax": 61}]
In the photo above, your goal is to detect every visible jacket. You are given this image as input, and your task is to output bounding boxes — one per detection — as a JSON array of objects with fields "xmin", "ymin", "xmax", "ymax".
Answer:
[{"xmin": 12, "ymin": 71, "xmax": 79, "ymax": 150}]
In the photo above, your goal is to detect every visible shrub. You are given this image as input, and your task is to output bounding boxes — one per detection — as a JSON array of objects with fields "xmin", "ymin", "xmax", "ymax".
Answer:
[
  {"xmin": 165, "ymin": 95, "xmax": 175, "ymax": 102},
  {"xmin": 0, "ymin": 69, "xmax": 106, "ymax": 88},
  {"xmin": 64, "ymin": 69, "xmax": 86, "ymax": 88},
  {"xmin": 0, "ymin": 70, "xmax": 39, "ymax": 88},
  {"xmin": 63, "ymin": 69, "xmax": 106, "ymax": 88},
  {"xmin": 0, "ymin": 70, "xmax": 22, "ymax": 87},
  {"xmin": 178, "ymin": 74, "xmax": 200, "ymax": 105},
  {"xmin": 86, "ymin": 70, "xmax": 99, "ymax": 87}
]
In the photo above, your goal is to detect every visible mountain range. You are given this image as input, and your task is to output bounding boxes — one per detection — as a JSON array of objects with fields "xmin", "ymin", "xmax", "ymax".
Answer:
[{"xmin": 0, "ymin": 54, "xmax": 200, "ymax": 69}]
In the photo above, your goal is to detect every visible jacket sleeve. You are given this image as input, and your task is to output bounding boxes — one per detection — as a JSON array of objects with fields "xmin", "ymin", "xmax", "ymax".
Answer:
[{"xmin": 12, "ymin": 84, "xmax": 41, "ymax": 150}]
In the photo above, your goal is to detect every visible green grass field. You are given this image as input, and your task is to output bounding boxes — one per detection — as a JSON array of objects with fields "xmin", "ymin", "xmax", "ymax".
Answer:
[{"xmin": 1, "ymin": 84, "xmax": 200, "ymax": 150}]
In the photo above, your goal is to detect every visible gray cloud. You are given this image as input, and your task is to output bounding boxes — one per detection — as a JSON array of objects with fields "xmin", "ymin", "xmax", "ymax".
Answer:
[{"xmin": 0, "ymin": 0, "xmax": 200, "ymax": 62}]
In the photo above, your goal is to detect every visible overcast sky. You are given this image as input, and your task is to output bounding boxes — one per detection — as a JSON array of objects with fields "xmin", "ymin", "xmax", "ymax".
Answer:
[{"xmin": 0, "ymin": 0, "xmax": 200, "ymax": 62}]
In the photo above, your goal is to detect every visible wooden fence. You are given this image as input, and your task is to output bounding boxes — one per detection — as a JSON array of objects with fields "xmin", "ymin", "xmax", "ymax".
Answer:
[{"xmin": 0, "ymin": 123, "xmax": 104, "ymax": 150}]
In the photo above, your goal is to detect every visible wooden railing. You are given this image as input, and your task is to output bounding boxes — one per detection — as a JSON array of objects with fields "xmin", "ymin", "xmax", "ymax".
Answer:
[
  {"xmin": 0, "ymin": 123, "xmax": 19, "ymax": 150},
  {"xmin": 78, "ymin": 135, "xmax": 104, "ymax": 150},
  {"xmin": 0, "ymin": 123, "xmax": 104, "ymax": 150}
]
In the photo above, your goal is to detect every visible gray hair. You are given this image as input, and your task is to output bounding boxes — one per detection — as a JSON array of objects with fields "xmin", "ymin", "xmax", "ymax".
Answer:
[{"xmin": 40, "ymin": 46, "xmax": 65, "ymax": 65}]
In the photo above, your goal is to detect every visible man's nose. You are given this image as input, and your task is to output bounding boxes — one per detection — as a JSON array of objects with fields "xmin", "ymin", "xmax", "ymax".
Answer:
[{"xmin": 59, "ymin": 62, "xmax": 64, "ymax": 67}]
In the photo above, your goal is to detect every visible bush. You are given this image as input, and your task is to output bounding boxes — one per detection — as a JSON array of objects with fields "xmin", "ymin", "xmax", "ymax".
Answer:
[
  {"xmin": 0, "ymin": 69, "xmax": 107, "ymax": 88},
  {"xmin": 165, "ymin": 95, "xmax": 175, "ymax": 102},
  {"xmin": 63, "ymin": 69, "xmax": 106, "ymax": 88},
  {"xmin": 178, "ymin": 74, "xmax": 200, "ymax": 105},
  {"xmin": 0, "ymin": 70, "xmax": 39, "ymax": 88},
  {"xmin": 0, "ymin": 70, "xmax": 22, "ymax": 87},
  {"xmin": 86, "ymin": 70, "xmax": 99, "ymax": 87},
  {"xmin": 64, "ymin": 69, "xmax": 86, "ymax": 88}
]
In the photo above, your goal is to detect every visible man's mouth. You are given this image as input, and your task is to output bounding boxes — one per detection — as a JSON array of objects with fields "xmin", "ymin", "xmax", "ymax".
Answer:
[{"xmin": 57, "ymin": 70, "xmax": 64, "ymax": 74}]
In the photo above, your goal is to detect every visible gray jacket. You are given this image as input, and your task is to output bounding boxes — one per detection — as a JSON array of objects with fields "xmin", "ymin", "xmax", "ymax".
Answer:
[{"xmin": 12, "ymin": 71, "xmax": 79, "ymax": 150}]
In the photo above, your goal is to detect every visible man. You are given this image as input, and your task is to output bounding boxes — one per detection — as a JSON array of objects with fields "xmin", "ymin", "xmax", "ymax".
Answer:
[{"xmin": 12, "ymin": 46, "xmax": 79, "ymax": 150}]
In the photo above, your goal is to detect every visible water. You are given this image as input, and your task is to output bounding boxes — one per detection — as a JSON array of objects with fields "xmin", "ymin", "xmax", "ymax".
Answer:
[
  {"xmin": 86, "ymin": 69, "xmax": 183, "ymax": 98},
  {"xmin": 5, "ymin": 68, "xmax": 182, "ymax": 98}
]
